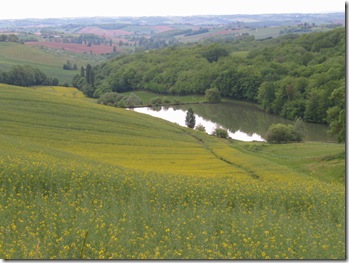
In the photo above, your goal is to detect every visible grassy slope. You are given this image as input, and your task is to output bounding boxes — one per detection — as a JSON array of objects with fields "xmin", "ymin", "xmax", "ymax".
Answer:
[
  {"xmin": 0, "ymin": 84, "xmax": 248, "ymax": 177},
  {"xmin": 0, "ymin": 42, "xmax": 106, "ymax": 84},
  {"xmin": 3, "ymin": 84, "xmax": 342, "ymax": 180},
  {"xmin": 0, "ymin": 84, "xmax": 345, "ymax": 259}
]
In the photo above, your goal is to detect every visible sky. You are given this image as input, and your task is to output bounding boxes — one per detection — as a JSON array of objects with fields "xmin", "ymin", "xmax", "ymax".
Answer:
[{"xmin": 1, "ymin": 0, "xmax": 345, "ymax": 19}]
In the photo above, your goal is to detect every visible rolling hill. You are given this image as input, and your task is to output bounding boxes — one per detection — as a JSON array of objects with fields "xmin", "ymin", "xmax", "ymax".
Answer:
[
  {"xmin": 0, "ymin": 42, "xmax": 107, "ymax": 84},
  {"xmin": 0, "ymin": 84, "xmax": 345, "ymax": 259}
]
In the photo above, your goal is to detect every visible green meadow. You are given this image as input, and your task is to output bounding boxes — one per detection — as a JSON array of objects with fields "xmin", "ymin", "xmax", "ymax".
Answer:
[
  {"xmin": 0, "ymin": 42, "xmax": 105, "ymax": 84},
  {"xmin": 0, "ymin": 84, "xmax": 345, "ymax": 259}
]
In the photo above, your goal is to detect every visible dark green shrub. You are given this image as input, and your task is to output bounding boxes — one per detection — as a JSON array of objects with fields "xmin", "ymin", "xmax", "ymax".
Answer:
[
  {"xmin": 150, "ymin": 97, "xmax": 162, "ymax": 106},
  {"xmin": 205, "ymin": 87, "xmax": 221, "ymax": 103},
  {"xmin": 266, "ymin": 123, "xmax": 303, "ymax": 143},
  {"xmin": 185, "ymin": 108, "xmax": 196, "ymax": 129},
  {"xmin": 163, "ymin": 97, "xmax": 172, "ymax": 104},
  {"xmin": 213, "ymin": 127, "xmax": 228, "ymax": 138},
  {"xmin": 97, "ymin": 92, "xmax": 122, "ymax": 106},
  {"xmin": 195, "ymin": 124, "xmax": 206, "ymax": 132},
  {"xmin": 123, "ymin": 93, "xmax": 143, "ymax": 107}
]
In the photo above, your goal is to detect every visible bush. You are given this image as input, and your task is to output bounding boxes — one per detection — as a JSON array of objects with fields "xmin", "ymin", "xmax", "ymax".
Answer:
[
  {"xmin": 293, "ymin": 117, "xmax": 305, "ymax": 142},
  {"xmin": 195, "ymin": 124, "xmax": 206, "ymax": 132},
  {"xmin": 266, "ymin": 123, "xmax": 303, "ymax": 143},
  {"xmin": 150, "ymin": 97, "xmax": 162, "ymax": 106},
  {"xmin": 123, "ymin": 93, "xmax": 143, "ymax": 107},
  {"xmin": 213, "ymin": 127, "xmax": 229, "ymax": 138},
  {"xmin": 97, "ymin": 92, "xmax": 122, "ymax": 106},
  {"xmin": 205, "ymin": 87, "xmax": 221, "ymax": 103},
  {"xmin": 163, "ymin": 97, "xmax": 172, "ymax": 104}
]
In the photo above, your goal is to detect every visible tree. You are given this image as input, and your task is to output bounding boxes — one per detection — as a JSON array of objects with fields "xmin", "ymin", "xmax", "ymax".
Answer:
[
  {"xmin": 205, "ymin": 87, "xmax": 221, "ymax": 103},
  {"xmin": 85, "ymin": 64, "xmax": 94, "ymax": 86},
  {"xmin": 63, "ymin": 60, "xmax": 73, "ymax": 70},
  {"xmin": 213, "ymin": 68, "xmax": 239, "ymax": 97},
  {"xmin": 257, "ymin": 82, "xmax": 277, "ymax": 113},
  {"xmin": 51, "ymin": 78, "xmax": 59, "ymax": 86},
  {"xmin": 327, "ymin": 86, "xmax": 345, "ymax": 142},
  {"xmin": 304, "ymin": 89, "xmax": 328, "ymax": 123},
  {"xmin": 80, "ymin": 66, "xmax": 85, "ymax": 77},
  {"xmin": 266, "ymin": 123, "xmax": 302, "ymax": 143},
  {"xmin": 202, "ymin": 45, "xmax": 229, "ymax": 63},
  {"xmin": 185, "ymin": 108, "xmax": 196, "ymax": 129},
  {"xmin": 292, "ymin": 117, "xmax": 305, "ymax": 142}
]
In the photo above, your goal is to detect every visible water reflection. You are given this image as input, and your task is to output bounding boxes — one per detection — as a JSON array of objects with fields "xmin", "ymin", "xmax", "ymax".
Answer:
[
  {"xmin": 131, "ymin": 106, "xmax": 265, "ymax": 141},
  {"xmin": 129, "ymin": 102, "xmax": 334, "ymax": 142}
]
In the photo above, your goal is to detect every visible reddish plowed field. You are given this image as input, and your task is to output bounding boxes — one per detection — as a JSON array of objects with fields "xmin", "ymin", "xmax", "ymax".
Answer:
[
  {"xmin": 77, "ymin": 26, "xmax": 132, "ymax": 37},
  {"xmin": 153, "ymin": 25, "xmax": 175, "ymax": 32},
  {"xmin": 25, "ymin": 41, "xmax": 119, "ymax": 54},
  {"xmin": 210, "ymin": 29, "xmax": 239, "ymax": 36}
]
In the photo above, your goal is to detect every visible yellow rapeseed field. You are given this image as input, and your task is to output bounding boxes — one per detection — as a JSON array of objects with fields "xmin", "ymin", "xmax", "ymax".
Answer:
[{"xmin": 0, "ymin": 84, "xmax": 345, "ymax": 259}]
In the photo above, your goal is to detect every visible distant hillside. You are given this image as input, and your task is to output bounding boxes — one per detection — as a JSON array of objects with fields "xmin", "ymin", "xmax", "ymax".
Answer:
[
  {"xmin": 0, "ymin": 42, "xmax": 107, "ymax": 84},
  {"xmin": 77, "ymin": 27, "xmax": 344, "ymax": 142},
  {"xmin": 0, "ymin": 13, "xmax": 344, "ymax": 54}
]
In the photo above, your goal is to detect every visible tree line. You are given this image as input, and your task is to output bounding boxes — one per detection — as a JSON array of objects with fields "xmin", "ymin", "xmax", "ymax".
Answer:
[
  {"xmin": 0, "ymin": 65, "xmax": 59, "ymax": 86},
  {"xmin": 0, "ymin": 34, "xmax": 19, "ymax": 43},
  {"xmin": 73, "ymin": 27, "xmax": 344, "ymax": 142}
]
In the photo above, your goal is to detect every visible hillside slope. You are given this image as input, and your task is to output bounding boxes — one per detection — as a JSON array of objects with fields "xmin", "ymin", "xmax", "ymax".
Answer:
[
  {"xmin": 0, "ymin": 42, "xmax": 105, "ymax": 84},
  {"xmin": 2, "ymin": 84, "xmax": 342, "ymax": 180},
  {"xmin": 0, "ymin": 84, "xmax": 344, "ymax": 259},
  {"xmin": 0, "ymin": 84, "xmax": 247, "ymax": 177}
]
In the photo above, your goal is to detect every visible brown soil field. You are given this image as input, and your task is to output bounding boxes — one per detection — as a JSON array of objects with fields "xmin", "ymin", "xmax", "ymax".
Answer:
[
  {"xmin": 210, "ymin": 29, "xmax": 239, "ymax": 36},
  {"xmin": 77, "ymin": 26, "xmax": 133, "ymax": 37},
  {"xmin": 152, "ymin": 25, "xmax": 175, "ymax": 32},
  {"xmin": 25, "ymin": 41, "xmax": 120, "ymax": 54}
]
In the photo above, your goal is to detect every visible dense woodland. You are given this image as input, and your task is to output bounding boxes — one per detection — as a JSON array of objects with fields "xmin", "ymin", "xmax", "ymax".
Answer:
[{"xmin": 71, "ymin": 27, "xmax": 345, "ymax": 141}]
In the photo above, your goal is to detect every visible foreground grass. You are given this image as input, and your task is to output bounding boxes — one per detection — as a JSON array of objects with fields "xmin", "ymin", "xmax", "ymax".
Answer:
[
  {"xmin": 237, "ymin": 142, "xmax": 345, "ymax": 184},
  {"xmin": 0, "ymin": 84, "xmax": 345, "ymax": 259},
  {"xmin": 0, "ymin": 146, "xmax": 344, "ymax": 259}
]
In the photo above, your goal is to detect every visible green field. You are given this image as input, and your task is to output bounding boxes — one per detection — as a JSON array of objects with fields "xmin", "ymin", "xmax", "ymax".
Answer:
[
  {"xmin": 0, "ymin": 42, "xmax": 106, "ymax": 84},
  {"xmin": 0, "ymin": 84, "xmax": 345, "ymax": 259}
]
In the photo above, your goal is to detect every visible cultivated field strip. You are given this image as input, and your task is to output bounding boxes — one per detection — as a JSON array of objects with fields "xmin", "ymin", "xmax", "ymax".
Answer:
[{"xmin": 0, "ymin": 84, "xmax": 251, "ymax": 177}]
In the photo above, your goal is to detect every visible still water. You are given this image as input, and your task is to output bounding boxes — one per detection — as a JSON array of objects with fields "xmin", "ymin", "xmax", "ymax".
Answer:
[{"xmin": 130, "ymin": 101, "xmax": 335, "ymax": 142}]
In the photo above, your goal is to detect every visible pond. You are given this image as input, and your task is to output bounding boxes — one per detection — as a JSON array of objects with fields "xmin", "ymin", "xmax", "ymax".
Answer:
[{"xmin": 129, "ymin": 101, "xmax": 335, "ymax": 142}]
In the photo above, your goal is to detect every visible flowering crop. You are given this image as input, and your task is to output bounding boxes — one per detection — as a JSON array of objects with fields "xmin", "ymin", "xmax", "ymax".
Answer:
[
  {"xmin": 0, "ymin": 85, "xmax": 345, "ymax": 259},
  {"xmin": 0, "ymin": 148, "xmax": 344, "ymax": 259}
]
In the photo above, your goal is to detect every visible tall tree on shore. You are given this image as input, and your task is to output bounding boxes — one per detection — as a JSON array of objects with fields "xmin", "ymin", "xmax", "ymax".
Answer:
[{"xmin": 185, "ymin": 108, "xmax": 196, "ymax": 129}]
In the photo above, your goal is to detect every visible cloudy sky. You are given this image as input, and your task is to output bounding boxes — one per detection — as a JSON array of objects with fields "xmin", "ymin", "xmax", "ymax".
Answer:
[{"xmin": 1, "ymin": 0, "xmax": 345, "ymax": 19}]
